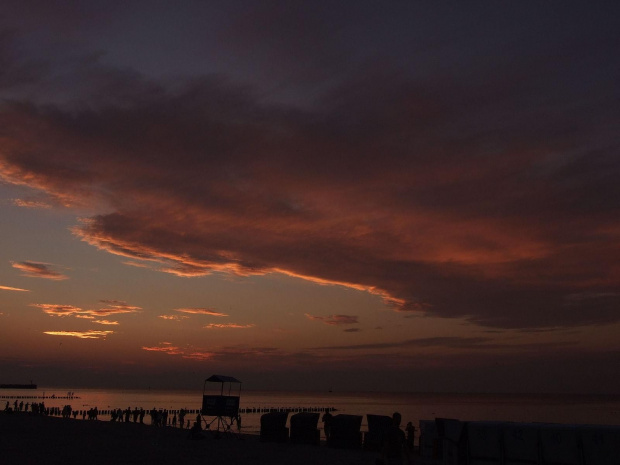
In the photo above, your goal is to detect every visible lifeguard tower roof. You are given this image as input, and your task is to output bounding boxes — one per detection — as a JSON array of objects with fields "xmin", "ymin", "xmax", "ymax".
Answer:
[{"xmin": 206, "ymin": 375, "xmax": 241, "ymax": 384}]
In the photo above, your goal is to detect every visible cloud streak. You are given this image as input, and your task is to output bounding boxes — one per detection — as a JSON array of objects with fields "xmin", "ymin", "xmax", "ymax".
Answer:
[
  {"xmin": 43, "ymin": 330, "xmax": 113, "ymax": 339},
  {"xmin": 12, "ymin": 198, "xmax": 52, "ymax": 209},
  {"xmin": 158, "ymin": 315, "xmax": 188, "ymax": 321},
  {"xmin": 204, "ymin": 323, "xmax": 255, "ymax": 329},
  {"xmin": 305, "ymin": 313, "xmax": 359, "ymax": 326},
  {"xmin": 308, "ymin": 336, "xmax": 578, "ymax": 353},
  {"xmin": 0, "ymin": 285, "xmax": 29, "ymax": 292},
  {"xmin": 32, "ymin": 301, "xmax": 141, "ymax": 318},
  {"xmin": 11, "ymin": 261, "xmax": 68, "ymax": 280},
  {"xmin": 174, "ymin": 308, "xmax": 228, "ymax": 317}
]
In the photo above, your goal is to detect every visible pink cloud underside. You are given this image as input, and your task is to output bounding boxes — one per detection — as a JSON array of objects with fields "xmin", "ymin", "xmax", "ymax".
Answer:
[
  {"xmin": 0, "ymin": 285, "xmax": 30, "ymax": 292},
  {"xmin": 43, "ymin": 330, "xmax": 113, "ymax": 339},
  {"xmin": 11, "ymin": 261, "xmax": 68, "ymax": 280},
  {"xmin": 174, "ymin": 308, "xmax": 228, "ymax": 317},
  {"xmin": 305, "ymin": 313, "xmax": 358, "ymax": 325}
]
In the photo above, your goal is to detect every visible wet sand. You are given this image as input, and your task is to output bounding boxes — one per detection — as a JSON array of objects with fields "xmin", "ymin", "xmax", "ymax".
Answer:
[{"xmin": 0, "ymin": 412, "xmax": 378, "ymax": 465}]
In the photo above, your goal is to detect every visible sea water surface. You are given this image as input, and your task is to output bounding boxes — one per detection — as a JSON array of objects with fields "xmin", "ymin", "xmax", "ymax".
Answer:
[{"xmin": 2, "ymin": 388, "xmax": 619, "ymax": 436}]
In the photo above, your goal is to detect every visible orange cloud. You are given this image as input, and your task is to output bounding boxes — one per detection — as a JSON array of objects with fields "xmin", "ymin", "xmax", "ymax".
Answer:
[
  {"xmin": 43, "ymin": 330, "xmax": 113, "ymax": 339},
  {"xmin": 0, "ymin": 285, "xmax": 30, "ymax": 292},
  {"xmin": 204, "ymin": 323, "xmax": 255, "ymax": 329},
  {"xmin": 93, "ymin": 319, "xmax": 119, "ymax": 325},
  {"xmin": 12, "ymin": 198, "xmax": 52, "ymax": 209},
  {"xmin": 141, "ymin": 342, "xmax": 184, "ymax": 355},
  {"xmin": 92, "ymin": 300, "xmax": 141, "ymax": 316},
  {"xmin": 141, "ymin": 343, "xmax": 275, "ymax": 361},
  {"xmin": 33, "ymin": 304, "xmax": 83, "ymax": 317},
  {"xmin": 175, "ymin": 308, "xmax": 228, "ymax": 317},
  {"xmin": 122, "ymin": 261, "xmax": 151, "ymax": 268},
  {"xmin": 12, "ymin": 261, "xmax": 68, "ymax": 280},
  {"xmin": 158, "ymin": 314, "xmax": 189, "ymax": 321},
  {"xmin": 32, "ymin": 301, "xmax": 141, "ymax": 318},
  {"xmin": 305, "ymin": 313, "xmax": 358, "ymax": 325},
  {"xmin": 99, "ymin": 300, "xmax": 141, "ymax": 310},
  {"xmin": 182, "ymin": 351, "xmax": 215, "ymax": 361}
]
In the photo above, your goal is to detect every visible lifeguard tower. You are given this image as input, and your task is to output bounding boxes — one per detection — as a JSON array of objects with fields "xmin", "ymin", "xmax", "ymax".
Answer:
[{"xmin": 201, "ymin": 375, "xmax": 242, "ymax": 435}]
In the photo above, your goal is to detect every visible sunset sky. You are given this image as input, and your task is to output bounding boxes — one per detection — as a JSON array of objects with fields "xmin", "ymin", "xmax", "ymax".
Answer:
[{"xmin": 1, "ymin": 2, "xmax": 619, "ymax": 393}]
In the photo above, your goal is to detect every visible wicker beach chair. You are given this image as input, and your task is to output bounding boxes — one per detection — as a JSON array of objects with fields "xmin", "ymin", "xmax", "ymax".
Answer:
[
  {"xmin": 259, "ymin": 411, "xmax": 289, "ymax": 443},
  {"xmin": 289, "ymin": 412, "xmax": 320, "ymax": 445},
  {"xmin": 327, "ymin": 414, "xmax": 363, "ymax": 449}
]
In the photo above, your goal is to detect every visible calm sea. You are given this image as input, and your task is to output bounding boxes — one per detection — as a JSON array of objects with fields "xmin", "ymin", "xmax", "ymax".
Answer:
[{"xmin": 2, "ymin": 388, "xmax": 619, "ymax": 437}]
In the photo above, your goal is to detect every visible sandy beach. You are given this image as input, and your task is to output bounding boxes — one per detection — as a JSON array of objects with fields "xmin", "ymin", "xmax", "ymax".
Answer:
[{"xmin": 0, "ymin": 412, "xmax": 380, "ymax": 465}]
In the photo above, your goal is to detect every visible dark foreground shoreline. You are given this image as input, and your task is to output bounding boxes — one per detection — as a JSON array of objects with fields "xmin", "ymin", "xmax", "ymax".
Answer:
[{"xmin": 0, "ymin": 412, "xmax": 379, "ymax": 465}]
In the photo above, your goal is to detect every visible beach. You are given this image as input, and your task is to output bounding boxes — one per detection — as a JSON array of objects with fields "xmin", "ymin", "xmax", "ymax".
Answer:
[{"xmin": 0, "ymin": 412, "xmax": 379, "ymax": 465}]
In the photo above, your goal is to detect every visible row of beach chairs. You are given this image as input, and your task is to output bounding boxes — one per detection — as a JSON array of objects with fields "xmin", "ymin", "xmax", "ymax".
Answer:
[
  {"xmin": 260, "ymin": 412, "xmax": 386, "ymax": 449},
  {"xmin": 418, "ymin": 418, "xmax": 620, "ymax": 465}
]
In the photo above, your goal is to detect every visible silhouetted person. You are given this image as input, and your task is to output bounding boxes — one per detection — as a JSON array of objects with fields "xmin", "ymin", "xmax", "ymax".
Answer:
[
  {"xmin": 188, "ymin": 421, "xmax": 204, "ymax": 440},
  {"xmin": 405, "ymin": 421, "xmax": 415, "ymax": 450},
  {"xmin": 179, "ymin": 409, "xmax": 186, "ymax": 429},
  {"xmin": 322, "ymin": 408, "xmax": 333, "ymax": 440},
  {"xmin": 382, "ymin": 412, "xmax": 411, "ymax": 465}
]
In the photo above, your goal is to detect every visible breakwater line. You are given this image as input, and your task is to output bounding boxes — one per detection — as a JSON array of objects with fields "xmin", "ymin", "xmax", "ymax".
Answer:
[
  {"xmin": 1, "ymin": 395, "xmax": 80, "ymax": 400},
  {"xmin": 86, "ymin": 406, "xmax": 336, "ymax": 415}
]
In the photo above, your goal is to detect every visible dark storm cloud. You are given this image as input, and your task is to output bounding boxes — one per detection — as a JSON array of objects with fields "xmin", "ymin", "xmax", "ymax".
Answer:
[
  {"xmin": 0, "ymin": 30, "xmax": 45, "ymax": 91},
  {"xmin": 1, "ymin": 4, "xmax": 620, "ymax": 329}
]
